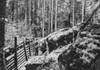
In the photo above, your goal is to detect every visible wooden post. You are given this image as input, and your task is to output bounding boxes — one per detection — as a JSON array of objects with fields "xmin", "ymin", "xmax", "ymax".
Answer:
[
  {"xmin": 23, "ymin": 38, "xmax": 28, "ymax": 61},
  {"xmin": 30, "ymin": 39, "xmax": 34, "ymax": 56},
  {"xmin": 0, "ymin": 50, "xmax": 6, "ymax": 70},
  {"xmin": 14, "ymin": 37, "xmax": 18, "ymax": 70},
  {"xmin": 0, "ymin": 51, "xmax": 3, "ymax": 70},
  {"xmin": 28, "ymin": 40, "xmax": 31, "ymax": 56},
  {"xmin": 2, "ymin": 50, "xmax": 7, "ymax": 70}
]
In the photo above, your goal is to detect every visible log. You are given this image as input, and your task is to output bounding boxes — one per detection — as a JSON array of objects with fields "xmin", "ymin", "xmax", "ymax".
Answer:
[{"xmin": 80, "ymin": 0, "xmax": 100, "ymax": 31}]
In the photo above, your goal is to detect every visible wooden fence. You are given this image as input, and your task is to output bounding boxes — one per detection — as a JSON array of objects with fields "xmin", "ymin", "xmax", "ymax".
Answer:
[{"xmin": 3, "ymin": 37, "xmax": 35, "ymax": 70}]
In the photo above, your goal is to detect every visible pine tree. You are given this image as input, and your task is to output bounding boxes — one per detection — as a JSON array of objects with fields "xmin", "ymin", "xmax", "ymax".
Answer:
[
  {"xmin": 48, "ymin": 0, "xmax": 51, "ymax": 34},
  {"xmin": 82, "ymin": 0, "xmax": 86, "ymax": 22},
  {"xmin": 72, "ymin": 0, "xmax": 76, "ymax": 26},
  {"xmin": 51, "ymin": 0, "xmax": 53, "ymax": 32},
  {"xmin": 55, "ymin": 0, "xmax": 58, "ymax": 31},
  {"xmin": 29, "ymin": 0, "xmax": 32, "ymax": 37},
  {"xmin": 25, "ymin": 0, "xmax": 29, "ymax": 32},
  {"xmin": 42, "ymin": 0, "xmax": 45, "ymax": 37},
  {"xmin": 12, "ymin": 0, "xmax": 15, "ymax": 21}
]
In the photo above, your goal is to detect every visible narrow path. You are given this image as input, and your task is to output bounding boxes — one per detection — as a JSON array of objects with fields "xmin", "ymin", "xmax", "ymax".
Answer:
[{"xmin": 20, "ymin": 44, "xmax": 71, "ymax": 70}]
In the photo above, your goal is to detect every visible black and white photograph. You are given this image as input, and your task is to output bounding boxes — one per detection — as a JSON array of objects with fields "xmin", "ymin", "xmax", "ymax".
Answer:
[{"xmin": 0, "ymin": 0, "xmax": 100, "ymax": 70}]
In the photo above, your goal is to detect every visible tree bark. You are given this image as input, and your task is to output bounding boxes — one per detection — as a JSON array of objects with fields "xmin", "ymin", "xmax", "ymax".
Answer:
[
  {"xmin": 48, "ymin": 0, "xmax": 51, "ymax": 34},
  {"xmin": 73, "ymin": 0, "xmax": 75, "ymax": 26},
  {"xmin": 29, "ymin": 0, "xmax": 32, "ymax": 36},
  {"xmin": 12, "ymin": 0, "xmax": 15, "ymax": 21},
  {"xmin": 82, "ymin": 0, "xmax": 86, "ymax": 22},
  {"xmin": 72, "ymin": 0, "xmax": 76, "ymax": 42},
  {"xmin": 25, "ymin": 0, "xmax": 29, "ymax": 31},
  {"xmin": 38, "ymin": 0, "xmax": 40, "ymax": 9},
  {"xmin": 42, "ymin": 0, "xmax": 45, "ymax": 37},
  {"xmin": 16, "ymin": 0, "xmax": 19, "ymax": 35},
  {"xmin": 54, "ymin": 0, "xmax": 58, "ymax": 31},
  {"xmin": 51, "ymin": 0, "xmax": 53, "ymax": 32},
  {"xmin": 25, "ymin": 0, "xmax": 29, "ymax": 37},
  {"xmin": 16, "ymin": 0, "xmax": 18, "ymax": 23},
  {"xmin": 33, "ymin": 0, "xmax": 38, "ymax": 37}
]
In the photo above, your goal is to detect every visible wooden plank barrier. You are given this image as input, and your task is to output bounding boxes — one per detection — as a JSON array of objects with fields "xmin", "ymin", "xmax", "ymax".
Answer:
[
  {"xmin": 4, "ymin": 37, "xmax": 34, "ymax": 70},
  {"xmin": 14, "ymin": 37, "xmax": 18, "ymax": 70},
  {"xmin": 30, "ymin": 41, "xmax": 34, "ymax": 56},
  {"xmin": 25, "ymin": 38, "xmax": 31, "ymax": 59}
]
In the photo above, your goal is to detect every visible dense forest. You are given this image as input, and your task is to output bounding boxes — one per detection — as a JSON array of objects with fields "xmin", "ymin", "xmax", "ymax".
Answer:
[
  {"xmin": 5, "ymin": 0, "xmax": 100, "ymax": 47},
  {"xmin": 1, "ymin": 0, "xmax": 100, "ymax": 70}
]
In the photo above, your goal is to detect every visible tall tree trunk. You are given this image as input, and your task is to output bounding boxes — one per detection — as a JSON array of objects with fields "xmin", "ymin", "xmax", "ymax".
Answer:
[
  {"xmin": 29, "ymin": 0, "xmax": 32, "ymax": 36},
  {"xmin": 68, "ymin": 13, "xmax": 71, "ymax": 27},
  {"xmin": 16, "ymin": 0, "xmax": 18, "ymax": 23},
  {"xmin": 72, "ymin": 0, "xmax": 76, "ymax": 42},
  {"xmin": 0, "ymin": 0, "xmax": 6, "ymax": 70},
  {"xmin": 25, "ymin": 0, "xmax": 29, "ymax": 32},
  {"xmin": 16, "ymin": 0, "xmax": 19, "ymax": 35},
  {"xmin": 30, "ymin": 0, "xmax": 32, "ymax": 36},
  {"xmin": 68, "ymin": 0, "xmax": 71, "ymax": 27},
  {"xmin": 51, "ymin": 0, "xmax": 53, "ymax": 32},
  {"xmin": 48, "ymin": 0, "xmax": 51, "ymax": 34},
  {"xmin": 34, "ymin": 0, "xmax": 38, "ymax": 37},
  {"xmin": 73, "ymin": 0, "xmax": 75, "ymax": 26},
  {"xmin": 54, "ymin": 0, "xmax": 58, "ymax": 31},
  {"xmin": 38, "ymin": 0, "xmax": 40, "ymax": 9},
  {"xmin": 12, "ymin": 0, "xmax": 15, "ymax": 21},
  {"xmin": 82, "ymin": 0, "xmax": 86, "ymax": 22},
  {"xmin": 25, "ymin": 0, "xmax": 28, "ymax": 37},
  {"xmin": 42, "ymin": 0, "xmax": 45, "ymax": 37}
]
